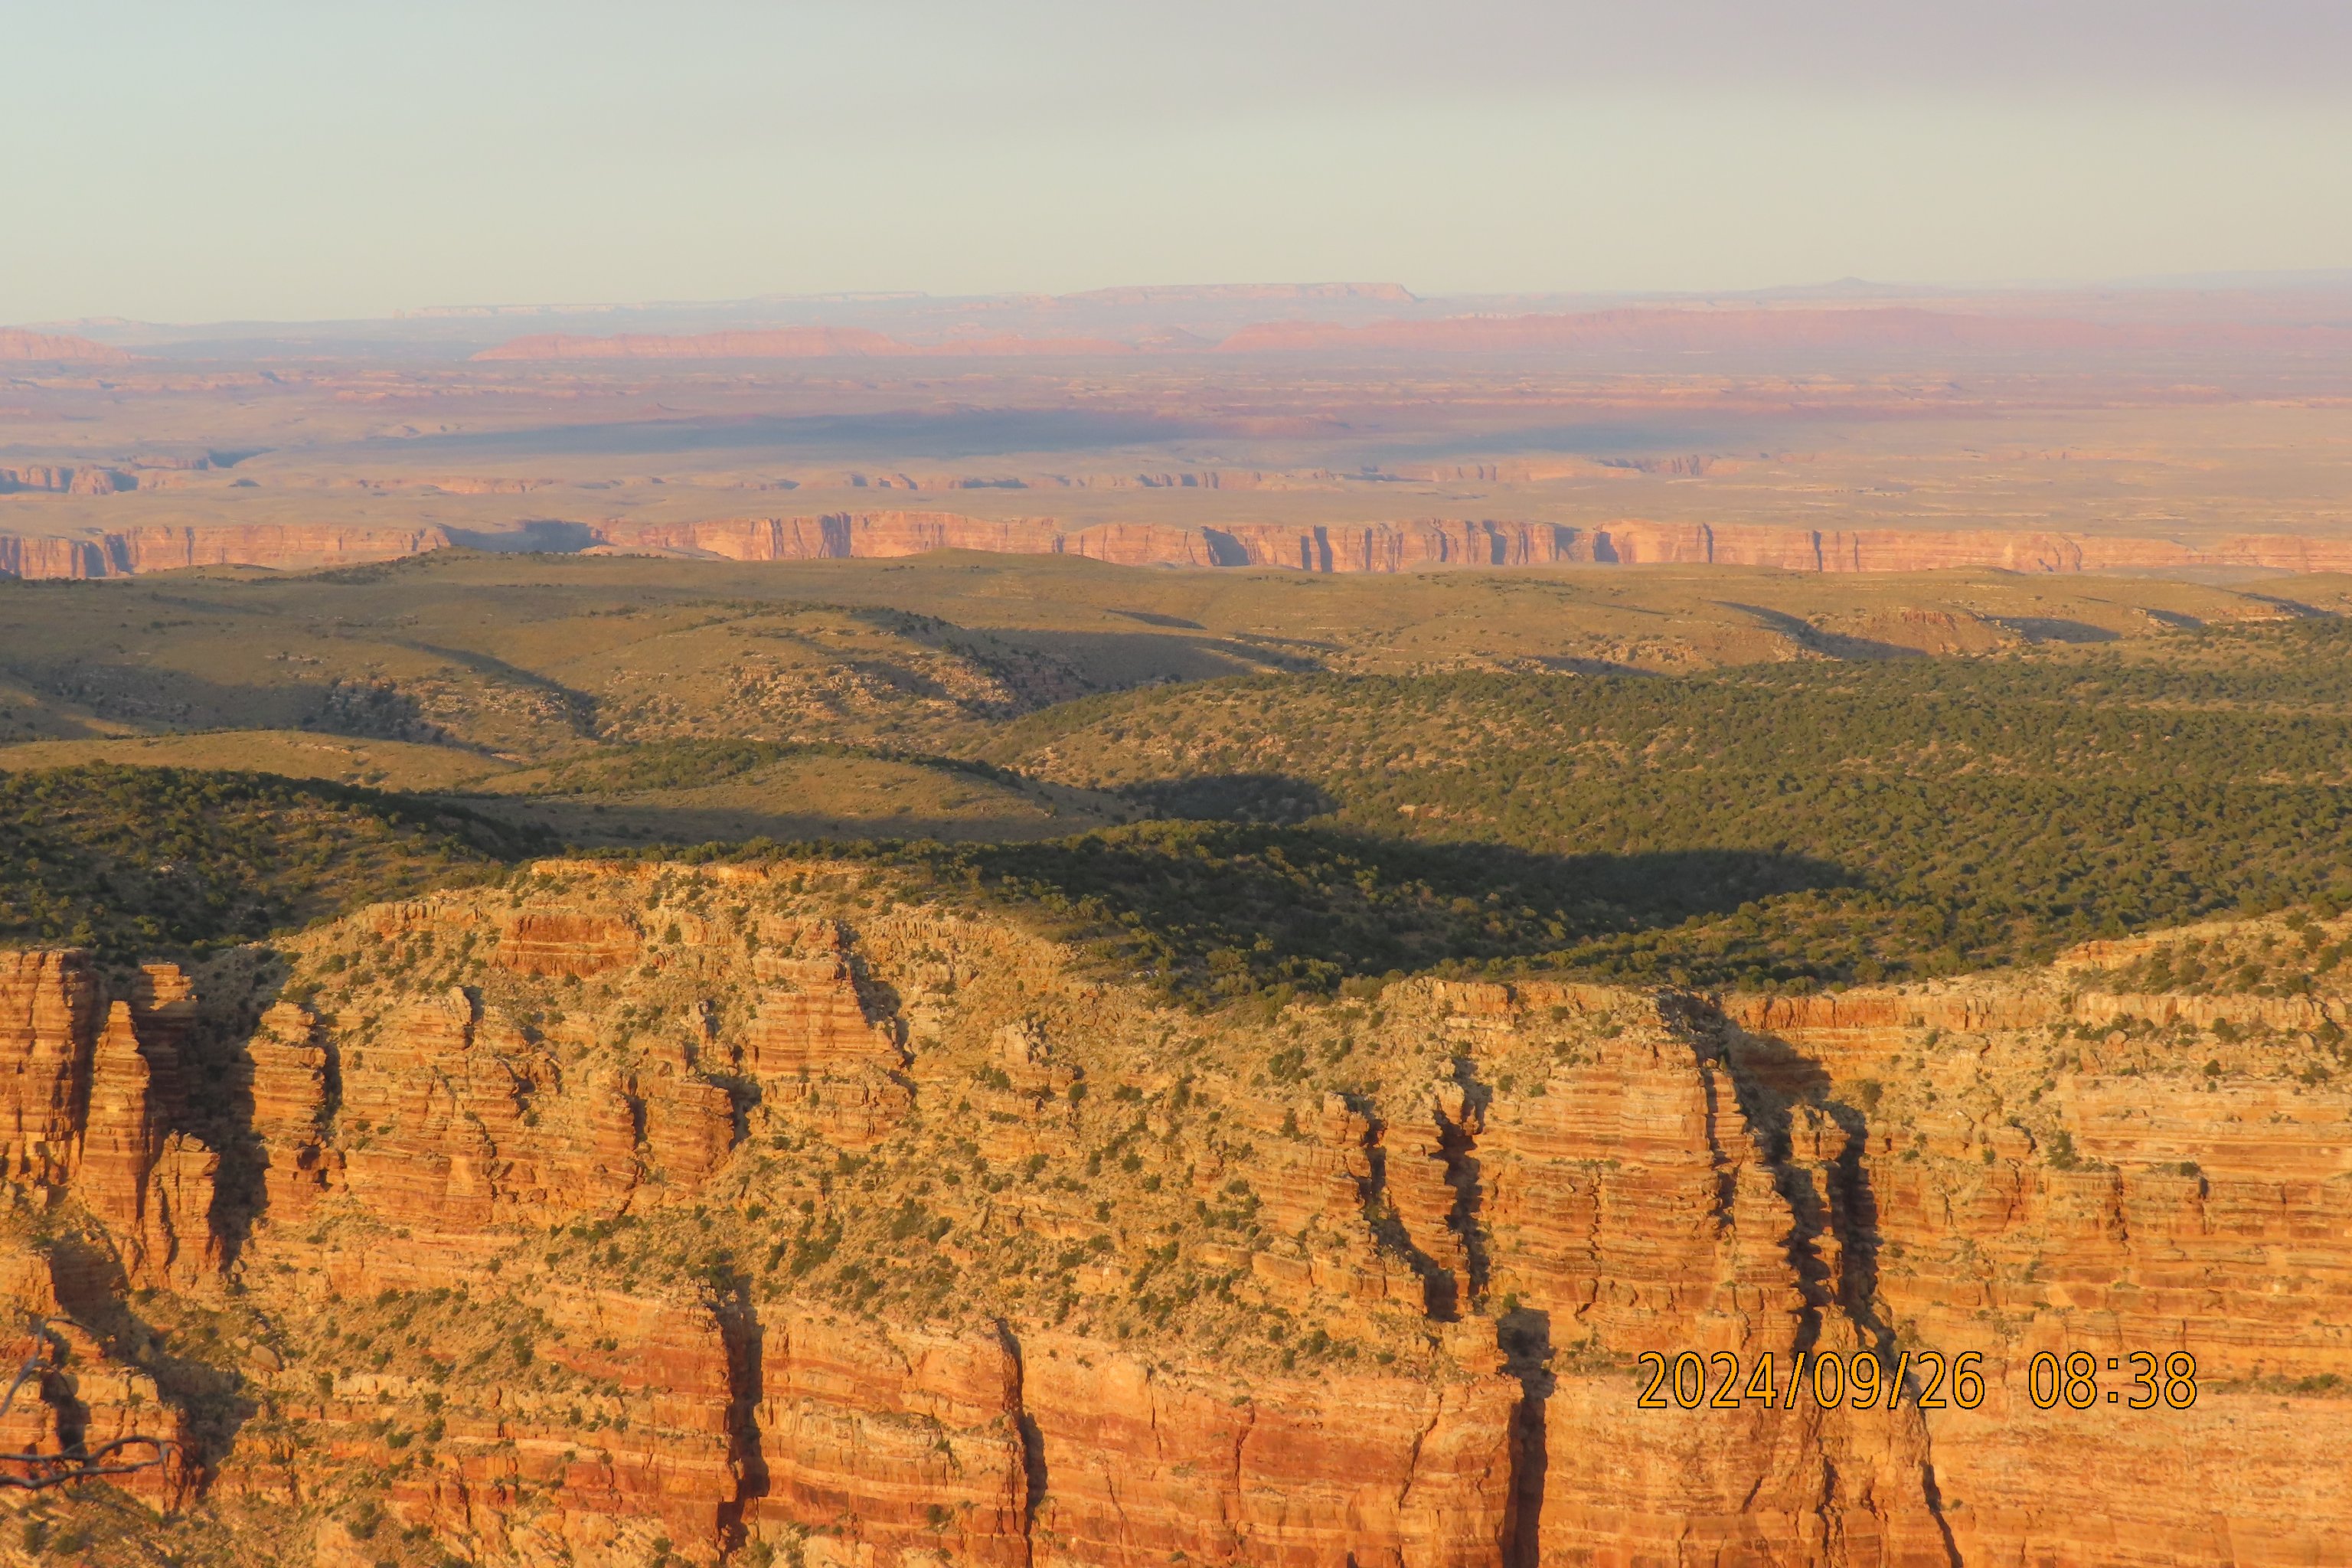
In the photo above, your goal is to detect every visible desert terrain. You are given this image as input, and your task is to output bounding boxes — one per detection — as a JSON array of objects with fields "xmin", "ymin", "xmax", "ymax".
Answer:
[{"xmin": 1, "ymin": 279, "xmax": 2350, "ymax": 1565}]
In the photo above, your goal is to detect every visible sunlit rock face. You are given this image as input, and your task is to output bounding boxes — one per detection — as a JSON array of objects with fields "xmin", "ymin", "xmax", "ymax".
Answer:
[{"xmin": 2, "ymin": 869, "xmax": 2347, "ymax": 1563}]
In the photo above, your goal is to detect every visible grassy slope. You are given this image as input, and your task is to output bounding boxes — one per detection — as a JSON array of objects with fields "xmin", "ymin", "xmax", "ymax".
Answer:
[{"xmin": 0, "ymin": 730, "xmax": 507, "ymax": 790}]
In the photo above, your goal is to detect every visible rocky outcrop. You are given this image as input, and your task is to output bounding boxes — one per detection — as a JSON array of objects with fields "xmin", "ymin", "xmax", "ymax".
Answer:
[
  {"xmin": 141, "ymin": 1132, "xmax": 223, "ymax": 1290},
  {"xmin": 4, "ymin": 879, "xmax": 2350, "ymax": 1562},
  {"xmin": 74, "ymin": 1004, "xmax": 169, "ymax": 1240},
  {"xmin": 247, "ymin": 1000, "xmax": 334, "ymax": 1218},
  {"xmin": 361, "ymin": 1282, "xmax": 747, "ymax": 1563},
  {"xmin": 494, "ymin": 909, "xmax": 643, "ymax": 979},
  {"xmin": 0, "ymin": 1231, "xmax": 194, "ymax": 1505},
  {"xmin": 746, "ymin": 1308, "xmax": 1031, "ymax": 1564},
  {"xmin": 335, "ymin": 988, "xmax": 586, "ymax": 1227},
  {"xmin": 739, "ymin": 923, "xmax": 913, "ymax": 1149},
  {"xmin": 1018, "ymin": 1332, "xmax": 1518, "ymax": 1568},
  {"xmin": 0, "ymin": 949, "xmax": 102, "ymax": 1187},
  {"xmin": 733, "ymin": 1299, "xmax": 1519, "ymax": 1568}
]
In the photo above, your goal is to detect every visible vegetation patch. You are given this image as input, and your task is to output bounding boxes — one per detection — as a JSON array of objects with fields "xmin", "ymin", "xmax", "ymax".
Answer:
[{"xmin": 0, "ymin": 764, "xmax": 547, "ymax": 963}]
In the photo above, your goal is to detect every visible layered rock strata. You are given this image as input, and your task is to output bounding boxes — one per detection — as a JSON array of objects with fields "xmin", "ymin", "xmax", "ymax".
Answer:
[
  {"xmin": 0, "ymin": 524, "xmax": 452, "ymax": 580},
  {"xmin": 1720, "ymin": 933, "xmax": 2352, "ymax": 1567},
  {"xmin": 15, "ymin": 508, "xmax": 2352, "ymax": 582},
  {"xmin": 0, "ymin": 874, "xmax": 2346, "ymax": 1563}
]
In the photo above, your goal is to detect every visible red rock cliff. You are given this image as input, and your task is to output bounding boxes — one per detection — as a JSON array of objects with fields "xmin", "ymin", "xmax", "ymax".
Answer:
[{"xmin": 2, "ymin": 880, "xmax": 2346, "ymax": 1562}]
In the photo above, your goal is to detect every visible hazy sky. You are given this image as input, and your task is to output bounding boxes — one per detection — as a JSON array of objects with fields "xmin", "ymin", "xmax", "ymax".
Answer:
[{"xmin": 7, "ymin": 0, "xmax": 2350, "ymax": 322}]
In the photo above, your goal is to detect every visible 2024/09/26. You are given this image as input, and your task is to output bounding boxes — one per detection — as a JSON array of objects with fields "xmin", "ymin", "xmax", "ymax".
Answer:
[{"xmin": 1636, "ymin": 1349, "xmax": 2200, "ymax": 1411}]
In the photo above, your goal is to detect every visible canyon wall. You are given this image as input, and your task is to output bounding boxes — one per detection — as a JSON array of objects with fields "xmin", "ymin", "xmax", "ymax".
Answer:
[
  {"xmin": 0, "ymin": 465, "xmax": 141, "ymax": 498},
  {"xmin": 0, "ymin": 524, "xmax": 452, "ymax": 580},
  {"xmin": 586, "ymin": 513, "xmax": 2352, "ymax": 579},
  {"xmin": 11, "ymin": 508, "xmax": 2352, "ymax": 582},
  {"xmin": 0, "ymin": 872, "xmax": 2344, "ymax": 1562},
  {"xmin": 1720, "ymin": 940, "xmax": 2352, "ymax": 1567}
]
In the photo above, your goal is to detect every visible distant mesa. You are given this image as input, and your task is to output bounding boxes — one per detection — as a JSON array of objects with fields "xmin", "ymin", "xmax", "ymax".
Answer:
[
  {"xmin": 1214, "ymin": 305, "xmax": 2352, "ymax": 355},
  {"xmin": 473, "ymin": 327, "xmax": 1134, "ymax": 361},
  {"xmin": 474, "ymin": 327, "xmax": 897, "ymax": 360},
  {"xmin": 474, "ymin": 304, "xmax": 2352, "ymax": 361},
  {"xmin": 0, "ymin": 327, "xmax": 133, "ymax": 364},
  {"xmin": 1054, "ymin": 280, "xmax": 1419, "ymax": 305}
]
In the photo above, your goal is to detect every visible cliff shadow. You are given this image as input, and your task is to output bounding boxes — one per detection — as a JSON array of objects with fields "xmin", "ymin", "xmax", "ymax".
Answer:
[
  {"xmin": 459, "ymin": 798, "xmax": 1121, "ymax": 850},
  {"xmin": 933, "ymin": 824, "xmax": 1851, "ymax": 1003},
  {"xmin": 1107, "ymin": 609, "xmax": 1205, "ymax": 629},
  {"xmin": 1720, "ymin": 1026, "xmax": 1834, "ymax": 1104},
  {"xmin": 1350, "ymin": 1094, "xmax": 1464, "ymax": 1323},
  {"xmin": 1116, "ymin": 773, "xmax": 1340, "ymax": 825},
  {"xmin": 1718, "ymin": 603, "xmax": 1922, "ymax": 662},
  {"xmin": 440, "ymin": 520, "xmax": 603, "ymax": 554},
  {"xmin": 1710, "ymin": 1007, "xmax": 1897, "ymax": 1357},
  {"xmin": 997, "ymin": 1323, "xmax": 1050, "ymax": 1530},
  {"xmin": 175, "ymin": 946, "xmax": 300, "ymax": 1278},
  {"xmin": 714, "ymin": 1275, "xmax": 769, "ymax": 1549},
  {"xmin": 45, "ymin": 1230, "xmax": 258, "ymax": 1494},
  {"xmin": 1497, "ymin": 1305, "xmax": 1553, "ymax": 1568},
  {"xmin": 1996, "ymin": 616, "xmax": 2121, "ymax": 645},
  {"xmin": 972, "ymin": 626, "xmax": 1328, "ymax": 688}
]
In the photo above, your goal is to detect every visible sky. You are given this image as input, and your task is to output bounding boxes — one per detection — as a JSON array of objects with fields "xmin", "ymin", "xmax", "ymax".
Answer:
[{"xmin": 5, "ymin": 0, "xmax": 2350, "ymax": 323}]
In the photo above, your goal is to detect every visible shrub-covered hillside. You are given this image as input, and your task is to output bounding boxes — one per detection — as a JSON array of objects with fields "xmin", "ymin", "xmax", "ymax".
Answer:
[
  {"xmin": 965, "ymin": 620, "xmax": 2352, "ymax": 991},
  {"xmin": 0, "ymin": 766, "xmax": 545, "ymax": 963}
]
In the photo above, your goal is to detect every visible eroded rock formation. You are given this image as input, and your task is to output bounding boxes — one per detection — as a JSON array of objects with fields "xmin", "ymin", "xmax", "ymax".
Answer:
[{"xmin": 0, "ymin": 872, "xmax": 2346, "ymax": 1562}]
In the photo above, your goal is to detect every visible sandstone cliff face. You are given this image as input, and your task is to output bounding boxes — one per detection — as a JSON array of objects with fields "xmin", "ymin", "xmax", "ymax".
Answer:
[
  {"xmin": 246, "ymin": 1000, "xmax": 333, "ymax": 1219},
  {"xmin": 584, "ymin": 511, "xmax": 2352, "ymax": 580},
  {"xmin": 0, "ymin": 949, "xmax": 100, "ymax": 1187},
  {"xmin": 14, "ymin": 506, "xmax": 2352, "ymax": 583},
  {"xmin": 0, "ymin": 464, "xmax": 140, "ymax": 496},
  {"xmin": 0, "ymin": 524, "xmax": 452, "ymax": 581},
  {"xmin": 2, "ymin": 877, "xmax": 2346, "ymax": 1563},
  {"xmin": 1721, "ymin": 926, "xmax": 2352, "ymax": 1567}
]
